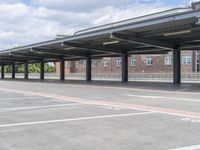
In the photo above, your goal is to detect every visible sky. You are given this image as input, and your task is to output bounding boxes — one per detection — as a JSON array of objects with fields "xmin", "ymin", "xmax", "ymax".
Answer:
[{"xmin": 0, "ymin": 0, "xmax": 196, "ymax": 50}]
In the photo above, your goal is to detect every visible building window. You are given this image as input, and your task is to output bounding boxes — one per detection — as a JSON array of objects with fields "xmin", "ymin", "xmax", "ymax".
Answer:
[
  {"xmin": 116, "ymin": 58, "xmax": 122, "ymax": 67},
  {"xmin": 104, "ymin": 60, "xmax": 109, "ymax": 68},
  {"xmin": 131, "ymin": 56, "xmax": 136, "ymax": 66},
  {"xmin": 92, "ymin": 60, "xmax": 97, "ymax": 68},
  {"xmin": 164, "ymin": 56, "xmax": 172, "ymax": 65},
  {"xmin": 182, "ymin": 55, "xmax": 191, "ymax": 64},
  {"xmin": 146, "ymin": 56, "xmax": 153, "ymax": 66}
]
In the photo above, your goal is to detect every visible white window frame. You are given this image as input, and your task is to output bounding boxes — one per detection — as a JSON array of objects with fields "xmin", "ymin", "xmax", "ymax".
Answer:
[
  {"xmin": 146, "ymin": 56, "xmax": 153, "ymax": 66},
  {"xmin": 182, "ymin": 55, "xmax": 192, "ymax": 65},
  {"xmin": 116, "ymin": 58, "xmax": 122, "ymax": 67},
  {"xmin": 92, "ymin": 60, "xmax": 97, "ymax": 68},
  {"xmin": 103, "ymin": 60, "xmax": 109, "ymax": 68},
  {"xmin": 131, "ymin": 56, "xmax": 136, "ymax": 66},
  {"xmin": 164, "ymin": 56, "xmax": 172, "ymax": 65}
]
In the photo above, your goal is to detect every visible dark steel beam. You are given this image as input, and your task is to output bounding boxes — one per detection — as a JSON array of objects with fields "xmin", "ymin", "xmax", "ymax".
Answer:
[
  {"xmin": 173, "ymin": 46, "xmax": 181, "ymax": 84},
  {"xmin": 40, "ymin": 61, "xmax": 44, "ymax": 80},
  {"xmin": 137, "ymin": 24, "xmax": 194, "ymax": 38},
  {"xmin": 24, "ymin": 62, "xmax": 29, "ymax": 79},
  {"xmin": 0, "ymin": 9, "xmax": 198, "ymax": 54},
  {"xmin": 183, "ymin": 40, "xmax": 200, "ymax": 44},
  {"xmin": 131, "ymin": 47, "xmax": 165, "ymax": 51},
  {"xmin": 60, "ymin": 59, "xmax": 65, "ymax": 81},
  {"xmin": 112, "ymin": 33, "xmax": 173, "ymax": 50},
  {"xmin": 129, "ymin": 48, "xmax": 170, "ymax": 53},
  {"xmin": 1, "ymin": 64, "xmax": 4, "ymax": 79},
  {"xmin": 9, "ymin": 52, "xmax": 42, "ymax": 60},
  {"xmin": 132, "ymin": 52, "xmax": 169, "ymax": 55},
  {"xmin": 11, "ymin": 51, "xmax": 62, "ymax": 60},
  {"xmin": 176, "ymin": 34, "xmax": 200, "ymax": 43},
  {"xmin": 64, "ymin": 57, "xmax": 86, "ymax": 61},
  {"xmin": 12, "ymin": 63, "xmax": 15, "ymax": 79},
  {"xmin": 0, "ymin": 56, "xmax": 27, "ymax": 62},
  {"xmin": 180, "ymin": 44, "xmax": 200, "ymax": 50},
  {"xmin": 32, "ymin": 47, "xmax": 89, "ymax": 57},
  {"xmin": 122, "ymin": 53, "xmax": 128, "ymax": 83},
  {"xmin": 32, "ymin": 51, "xmax": 83, "ymax": 60},
  {"xmin": 63, "ymin": 41, "xmax": 121, "ymax": 54},
  {"xmin": 129, "ymin": 50, "xmax": 170, "ymax": 55},
  {"xmin": 86, "ymin": 57, "xmax": 92, "ymax": 82},
  {"xmin": 0, "ymin": 61, "xmax": 18, "ymax": 65},
  {"xmin": 91, "ymin": 54, "xmax": 120, "ymax": 58}
]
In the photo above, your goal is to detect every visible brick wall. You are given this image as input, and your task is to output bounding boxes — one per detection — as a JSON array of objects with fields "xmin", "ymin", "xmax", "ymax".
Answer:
[{"xmin": 56, "ymin": 51, "xmax": 195, "ymax": 74}]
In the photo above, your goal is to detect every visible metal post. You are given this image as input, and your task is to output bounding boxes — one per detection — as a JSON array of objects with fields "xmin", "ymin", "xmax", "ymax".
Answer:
[
  {"xmin": 173, "ymin": 47, "xmax": 181, "ymax": 84},
  {"xmin": 1, "ymin": 64, "xmax": 4, "ymax": 79},
  {"xmin": 12, "ymin": 63, "xmax": 15, "ymax": 79},
  {"xmin": 60, "ymin": 59, "xmax": 65, "ymax": 81},
  {"xmin": 40, "ymin": 61, "xmax": 44, "ymax": 80},
  {"xmin": 122, "ymin": 53, "xmax": 128, "ymax": 83},
  {"xmin": 24, "ymin": 62, "xmax": 29, "ymax": 79},
  {"xmin": 86, "ymin": 57, "xmax": 92, "ymax": 81}
]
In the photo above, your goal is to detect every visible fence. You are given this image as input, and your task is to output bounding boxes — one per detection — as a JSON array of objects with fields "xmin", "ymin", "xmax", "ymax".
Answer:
[{"xmin": 3, "ymin": 73, "xmax": 200, "ymax": 81}]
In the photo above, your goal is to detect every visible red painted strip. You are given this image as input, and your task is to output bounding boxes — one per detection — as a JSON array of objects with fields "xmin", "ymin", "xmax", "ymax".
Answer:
[{"xmin": 0, "ymin": 88, "xmax": 200, "ymax": 119}]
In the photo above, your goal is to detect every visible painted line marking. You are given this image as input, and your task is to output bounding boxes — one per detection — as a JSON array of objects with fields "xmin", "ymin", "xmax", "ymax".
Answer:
[
  {"xmin": 50, "ymin": 84, "xmax": 200, "ymax": 95},
  {"xmin": 0, "ymin": 97, "xmax": 44, "ymax": 101},
  {"xmin": 0, "ymin": 96, "xmax": 72, "ymax": 103},
  {"xmin": 181, "ymin": 118, "xmax": 200, "ymax": 124},
  {"xmin": 0, "ymin": 88, "xmax": 200, "ymax": 119},
  {"xmin": 124, "ymin": 94, "xmax": 200, "ymax": 102},
  {"xmin": 98, "ymin": 105, "xmax": 128, "ymax": 111},
  {"xmin": 0, "ymin": 112, "xmax": 155, "ymax": 128},
  {"xmin": 1, "ymin": 80, "xmax": 199, "ymax": 95},
  {"xmin": 23, "ymin": 94, "xmax": 37, "ymax": 96},
  {"xmin": 170, "ymin": 145, "xmax": 200, "ymax": 150},
  {"xmin": 0, "ymin": 103, "xmax": 84, "ymax": 112}
]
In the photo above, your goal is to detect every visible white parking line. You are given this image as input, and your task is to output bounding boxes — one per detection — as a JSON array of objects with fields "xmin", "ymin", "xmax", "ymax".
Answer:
[
  {"xmin": 124, "ymin": 94, "xmax": 200, "ymax": 102},
  {"xmin": 0, "ymin": 97, "xmax": 44, "ymax": 101},
  {"xmin": 0, "ymin": 112, "xmax": 155, "ymax": 128},
  {"xmin": 170, "ymin": 145, "xmax": 200, "ymax": 150},
  {"xmin": 0, "ymin": 103, "xmax": 84, "ymax": 112},
  {"xmin": 0, "ymin": 96, "xmax": 70, "ymax": 103},
  {"xmin": 1, "ymin": 81, "xmax": 200, "ymax": 96}
]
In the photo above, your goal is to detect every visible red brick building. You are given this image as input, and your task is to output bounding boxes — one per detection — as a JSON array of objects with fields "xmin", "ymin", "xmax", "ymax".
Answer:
[{"xmin": 56, "ymin": 51, "xmax": 199, "ymax": 75}]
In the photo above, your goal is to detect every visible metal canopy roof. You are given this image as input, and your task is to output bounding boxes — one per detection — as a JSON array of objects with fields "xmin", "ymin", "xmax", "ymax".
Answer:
[{"xmin": 1, "ymin": 6, "xmax": 200, "ymax": 64}]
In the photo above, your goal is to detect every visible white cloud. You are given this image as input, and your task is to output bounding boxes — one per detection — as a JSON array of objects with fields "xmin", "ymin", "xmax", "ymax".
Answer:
[
  {"xmin": 0, "ymin": 0, "xmax": 187, "ymax": 50},
  {"xmin": 31, "ymin": 0, "xmax": 131, "ymax": 12},
  {"xmin": 0, "ymin": 0, "xmax": 21, "ymax": 4}
]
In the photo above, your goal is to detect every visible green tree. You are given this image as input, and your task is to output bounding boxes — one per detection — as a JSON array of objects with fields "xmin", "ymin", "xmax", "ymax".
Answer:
[
  {"xmin": 44, "ymin": 63, "xmax": 56, "ymax": 73},
  {"xmin": 2, "ymin": 63, "xmax": 56, "ymax": 73}
]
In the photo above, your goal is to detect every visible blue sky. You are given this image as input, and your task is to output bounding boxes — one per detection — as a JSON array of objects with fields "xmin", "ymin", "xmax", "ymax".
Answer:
[
  {"xmin": 19, "ymin": 0, "xmax": 190, "ymax": 7},
  {"xmin": 0, "ymin": 0, "xmax": 196, "ymax": 50}
]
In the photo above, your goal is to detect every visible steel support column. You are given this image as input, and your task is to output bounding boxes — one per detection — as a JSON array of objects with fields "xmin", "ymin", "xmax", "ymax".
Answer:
[
  {"xmin": 60, "ymin": 59, "xmax": 65, "ymax": 81},
  {"xmin": 1, "ymin": 64, "xmax": 4, "ymax": 79},
  {"xmin": 40, "ymin": 61, "xmax": 44, "ymax": 80},
  {"xmin": 24, "ymin": 62, "xmax": 29, "ymax": 79},
  {"xmin": 173, "ymin": 47, "xmax": 181, "ymax": 84},
  {"xmin": 12, "ymin": 63, "xmax": 15, "ymax": 79},
  {"xmin": 122, "ymin": 53, "xmax": 128, "ymax": 83},
  {"xmin": 86, "ymin": 57, "xmax": 92, "ymax": 82}
]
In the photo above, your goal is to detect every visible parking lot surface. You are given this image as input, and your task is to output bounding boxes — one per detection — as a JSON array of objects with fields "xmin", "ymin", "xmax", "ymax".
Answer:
[{"xmin": 0, "ymin": 80, "xmax": 200, "ymax": 150}]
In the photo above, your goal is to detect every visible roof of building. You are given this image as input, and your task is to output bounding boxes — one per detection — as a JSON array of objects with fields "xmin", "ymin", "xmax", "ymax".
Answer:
[{"xmin": 0, "ymin": 4, "xmax": 200, "ymax": 64}]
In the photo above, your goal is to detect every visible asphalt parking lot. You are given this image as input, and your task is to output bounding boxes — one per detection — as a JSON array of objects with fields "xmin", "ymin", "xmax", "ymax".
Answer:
[{"xmin": 0, "ymin": 80, "xmax": 200, "ymax": 150}]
